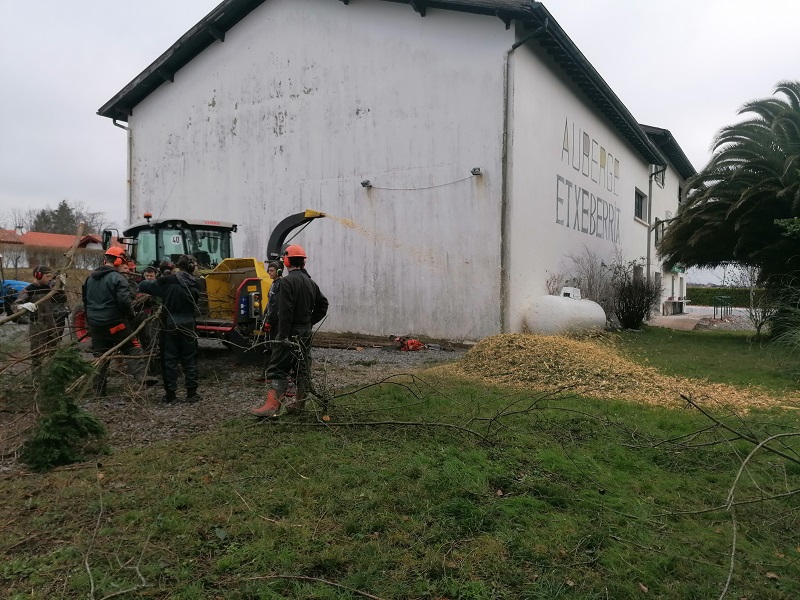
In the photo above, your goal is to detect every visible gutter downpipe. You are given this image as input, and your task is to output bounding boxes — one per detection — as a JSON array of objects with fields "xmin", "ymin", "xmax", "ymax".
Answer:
[
  {"xmin": 500, "ymin": 17, "xmax": 547, "ymax": 333},
  {"xmin": 112, "ymin": 119, "xmax": 132, "ymax": 225},
  {"xmin": 646, "ymin": 164, "xmax": 667, "ymax": 286}
]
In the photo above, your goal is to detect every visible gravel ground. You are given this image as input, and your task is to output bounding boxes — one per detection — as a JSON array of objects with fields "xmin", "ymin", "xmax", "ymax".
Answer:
[
  {"xmin": 0, "ymin": 340, "xmax": 466, "ymax": 473},
  {"xmin": 0, "ymin": 322, "xmax": 26, "ymax": 347},
  {"xmin": 694, "ymin": 314, "xmax": 758, "ymax": 331}
]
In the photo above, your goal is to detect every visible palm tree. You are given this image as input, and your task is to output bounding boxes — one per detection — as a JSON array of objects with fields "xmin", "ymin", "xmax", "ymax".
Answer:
[{"xmin": 660, "ymin": 81, "xmax": 800, "ymax": 279}]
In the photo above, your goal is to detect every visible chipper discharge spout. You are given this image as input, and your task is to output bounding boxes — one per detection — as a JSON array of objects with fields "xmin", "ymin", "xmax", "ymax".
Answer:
[{"xmin": 266, "ymin": 209, "xmax": 326, "ymax": 261}]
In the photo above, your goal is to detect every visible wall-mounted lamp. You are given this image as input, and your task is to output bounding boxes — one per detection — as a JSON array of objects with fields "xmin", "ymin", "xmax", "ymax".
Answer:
[
  {"xmin": 471, "ymin": 167, "xmax": 482, "ymax": 176},
  {"xmin": 361, "ymin": 180, "xmax": 372, "ymax": 188}
]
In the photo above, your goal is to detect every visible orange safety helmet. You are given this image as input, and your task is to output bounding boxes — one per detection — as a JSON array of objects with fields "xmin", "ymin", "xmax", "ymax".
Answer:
[
  {"xmin": 104, "ymin": 246, "xmax": 127, "ymax": 267},
  {"xmin": 282, "ymin": 244, "xmax": 307, "ymax": 268}
]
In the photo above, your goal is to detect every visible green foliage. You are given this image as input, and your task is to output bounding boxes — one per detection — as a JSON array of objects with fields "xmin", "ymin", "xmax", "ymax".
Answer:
[
  {"xmin": 776, "ymin": 217, "xmax": 800, "ymax": 238},
  {"xmin": 28, "ymin": 199, "xmax": 105, "ymax": 235},
  {"xmin": 686, "ymin": 285, "xmax": 767, "ymax": 307},
  {"xmin": 660, "ymin": 81, "xmax": 800, "ymax": 278},
  {"xmin": 20, "ymin": 346, "xmax": 106, "ymax": 472},
  {"xmin": 768, "ymin": 279, "xmax": 800, "ymax": 346}
]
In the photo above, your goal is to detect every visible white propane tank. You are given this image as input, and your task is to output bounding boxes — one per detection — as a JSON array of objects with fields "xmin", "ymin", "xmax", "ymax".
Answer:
[{"xmin": 526, "ymin": 294, "xmax": 606, "ymax": 335}]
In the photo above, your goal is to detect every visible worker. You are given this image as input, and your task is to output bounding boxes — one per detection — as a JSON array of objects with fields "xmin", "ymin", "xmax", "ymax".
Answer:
[
  {"xmin": 135, "ymin": 267, "xmax": 161, "ymax": 376},
  {"xmin": 253, "ymin": 260, "xmax": 283, "ymax": 383},
  {"xmin": 266, "ymin": 261, "xmax": 281, "ymax": 281},
  {"xmin": 14, "ymin": 266, "xmax": 69, "ymax": 370},
  {"xmin": 159, "ymin": 261, "xmax": 174, "ymax": 276},
  {"xmin": 265, "ymin": 260, "xmax": 282, "ymax": 331},
  {"xmin": 82, "ymin": 247, "xmax": 151, "ymax": 396},
  {"xmin": 251, "ymin": 245, "xmax": 328, "ymax": 417},
  {"xmin": 3, "ymin": 282, "xmax": 20, "ymax": 317},
  {"xmin": 138, "ymin": 254, "xmax": 201, "ymax": 403}
]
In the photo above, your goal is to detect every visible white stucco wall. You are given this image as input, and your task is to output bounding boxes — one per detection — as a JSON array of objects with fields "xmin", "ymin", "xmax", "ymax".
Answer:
[
  {"xmin": 128, "ymin": 0, "xmax": 514, "ymax": 339},
  {"xmin": 505, "ymin": 44, "xmax": 683, "ymax": 330},
  {"xmin": 650, "ymin": 163, "xmax": 687, "ymax": 307}
]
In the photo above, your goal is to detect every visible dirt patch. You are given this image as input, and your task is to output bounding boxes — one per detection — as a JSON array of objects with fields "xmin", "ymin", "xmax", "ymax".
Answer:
[
  {"xmin": 434, "ymin": 333, "xmax": 800, "ymax": 410},
  {"xmin": 0, "ymin": 341, "xmax": 465, "ymax": 474}
]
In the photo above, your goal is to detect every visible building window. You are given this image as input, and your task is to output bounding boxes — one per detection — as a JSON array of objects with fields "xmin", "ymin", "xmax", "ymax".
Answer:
[
  {"xmin": 634, "ymin": 189, "xmax": 647, "ymax": 222},
  {"xmin": 633, "ymin": 265, "xmax": 644, "ymax": 281},
  {"xmin": 678, "ymin": 186, "xmax": 683, "ymax": 205},
  {"xmin": 653, "ymin": 166, "xmax": 665, "ymax": 187}
]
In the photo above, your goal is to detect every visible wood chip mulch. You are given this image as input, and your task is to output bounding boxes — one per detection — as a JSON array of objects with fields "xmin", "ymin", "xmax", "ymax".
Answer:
[{"xmin": 433, "ymin": 333, "xmax": 800, "ymax": 410}]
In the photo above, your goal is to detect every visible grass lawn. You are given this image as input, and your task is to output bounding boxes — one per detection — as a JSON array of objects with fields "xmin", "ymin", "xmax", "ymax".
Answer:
[
  {"xmin": 616, "ymin": 327, "xmax": 800, "ymax": 394},
  {"xmin": 1, "ymin": 331, "xmax": 800, "ymax": 599}
]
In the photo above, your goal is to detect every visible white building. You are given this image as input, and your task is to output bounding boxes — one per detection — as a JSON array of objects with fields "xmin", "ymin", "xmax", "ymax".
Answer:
[{"xmin": 98, "ymin": 0, "xmax": 695, "ymax": 339}]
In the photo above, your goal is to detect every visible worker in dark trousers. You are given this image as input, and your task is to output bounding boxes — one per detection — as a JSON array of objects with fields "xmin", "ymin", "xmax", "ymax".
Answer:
[
  {"xmin": 135, "ymin": 267, "xmax": 161, "ymax": 376},
  {"xmin": 251, "ymin": 245, "xmax": 328, "ymax": 417},
  {"xmin": 258, "ymin": 260, "xmax": 283, "ymax": 380},
  {"xmin": 138, "ymin": 255, "xmax": 201, "ymax": 403},
  {"xmin": 83, "ymin": 247, "xmax": 151, "ymax": 396},
  {"xmin": 14, "ymin": 266, "xmax": 69, "ymax": 370}
]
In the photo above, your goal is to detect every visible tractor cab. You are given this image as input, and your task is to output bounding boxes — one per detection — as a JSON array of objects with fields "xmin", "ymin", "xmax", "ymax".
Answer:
[{"xmin": 103, "ymin": 213, "xmax": 237, "ymax": 270}]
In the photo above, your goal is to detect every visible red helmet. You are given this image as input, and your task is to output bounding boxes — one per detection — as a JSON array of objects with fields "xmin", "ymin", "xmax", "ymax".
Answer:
[
  {"xmin": 104, "ymin": 246, "xmax": 127, "ymax": 267},
  {"xmin": 282, "ymin": 244, "xmax": 307, "ymax": 268}
]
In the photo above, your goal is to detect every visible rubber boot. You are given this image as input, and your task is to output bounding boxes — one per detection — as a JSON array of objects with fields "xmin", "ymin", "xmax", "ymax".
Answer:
[
  {"xmin": 250, "ymin": 381, "xmax": 286, "ymax": 417},
  {"xmin": 285, "ymin": 383, "xmax": 307, "ymax": 414}
]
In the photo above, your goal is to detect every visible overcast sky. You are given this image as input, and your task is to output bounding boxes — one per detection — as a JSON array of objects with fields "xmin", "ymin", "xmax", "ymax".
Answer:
[{"xmin": 1, "ymin": 0, "xmax": 798, "ymax": 237}]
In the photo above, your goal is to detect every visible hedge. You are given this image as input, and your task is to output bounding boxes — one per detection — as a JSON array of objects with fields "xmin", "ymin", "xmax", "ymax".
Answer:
[{"xmin": 686, "ymin": 286, "xmax": 766, "ymax": 307}]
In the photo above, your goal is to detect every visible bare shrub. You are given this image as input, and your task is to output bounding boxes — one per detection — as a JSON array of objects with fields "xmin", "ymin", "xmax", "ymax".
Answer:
[
  {"xmin": 725, "ymin": 265, "xmax": 775, "ymax": 337},
  {"xmin": 611, "ymin": 260, "xmax": 662, "ymax": 330},
  {"xmin": 545, "ymin": 271, "xmax": 567, "ymax": 295}
]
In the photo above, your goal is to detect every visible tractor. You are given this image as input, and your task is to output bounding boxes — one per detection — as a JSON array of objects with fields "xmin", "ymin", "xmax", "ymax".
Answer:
[{"xmin": 90, "ymin": 209, "xmax": 326, "ymax": 360}]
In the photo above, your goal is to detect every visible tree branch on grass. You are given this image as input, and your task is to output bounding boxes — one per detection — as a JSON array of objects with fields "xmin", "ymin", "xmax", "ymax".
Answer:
[
  {"xmin": 241, "ymin": 575, "xmax": 386, "ymax": 600},
  {"xmin": 85, "ymin": 465, "xmax": 149, "ymax": 600},
  {"xmin": 653, "ymin": 488, "xmax": 800, "ymax": 517},
  {"xmin": 718, "ymin": 511, "xmax": 737, "ymax": 600},
  {"xmin": 681, "ymin": 395, "xmax": 800, "ymax": 466}
]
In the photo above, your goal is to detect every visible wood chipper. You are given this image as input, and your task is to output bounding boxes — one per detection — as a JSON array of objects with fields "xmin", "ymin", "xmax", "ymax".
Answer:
[{"xmin": 88, "ymin": 209, "xmax": 326, "ymax": 361}]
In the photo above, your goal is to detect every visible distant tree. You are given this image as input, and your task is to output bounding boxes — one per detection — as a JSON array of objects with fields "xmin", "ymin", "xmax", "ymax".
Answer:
[
  {"xmin": 0, "ymin": 207, "xmax": 37, "ymax": 232},
  {"xmin": 28, "ymin": 200, "xmax": 106, "ymax": 235},
  {"xmin": 660, "ymin": 81, "xmax": 800, "ymax": 280}
]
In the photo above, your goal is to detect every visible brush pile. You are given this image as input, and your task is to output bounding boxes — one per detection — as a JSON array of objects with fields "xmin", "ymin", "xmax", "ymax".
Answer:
[{"xmin": 438, "ymin": 334, "xmax": 796, "ymax": 409}]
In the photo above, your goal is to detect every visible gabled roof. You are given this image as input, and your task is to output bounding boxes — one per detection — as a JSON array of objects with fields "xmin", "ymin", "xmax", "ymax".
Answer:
[
  {"xmin": 18, "ymin": 232, "xmax": 102, "ymax": 249},
  {"xmin": 19, "ymin": 231, "xmax": 76, "ymax": 249},
  {"xmin": 639, "ymin": 124, "xmax": 696, "ymax": 180},
  {"xmin": 0, "ymin": 230, "xmax": 24, "ymax": 245},
  {"xmin": 97, "ymin": 0, "xmax": 667, "ymax": 167}
]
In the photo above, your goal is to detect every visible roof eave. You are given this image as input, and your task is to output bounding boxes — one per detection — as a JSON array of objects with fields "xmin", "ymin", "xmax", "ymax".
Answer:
[
  {"xmin": 639, "ymin": 124, "xmax": 697, "ymax": 180},
  {"xmin": 98, "ymin": 0, "xmax": 267, "ymax": 121}
]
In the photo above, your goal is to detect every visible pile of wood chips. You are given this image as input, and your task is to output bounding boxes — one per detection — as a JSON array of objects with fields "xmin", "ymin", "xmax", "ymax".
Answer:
[{"xmin": 437, "ymin": 333, "xmax": 799, "ymax": 410}]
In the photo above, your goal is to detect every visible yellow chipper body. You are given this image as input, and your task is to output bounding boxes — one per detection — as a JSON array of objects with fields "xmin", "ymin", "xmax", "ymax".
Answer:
[{"xmin": 197, "ymin": 210, "xmax": 325, "ymax": 360}]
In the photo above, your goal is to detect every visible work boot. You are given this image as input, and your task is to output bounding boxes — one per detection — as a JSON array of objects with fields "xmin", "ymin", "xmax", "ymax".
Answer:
[
  {"xmin": 161, "ymin": 390, "xmax": 177, "ymax": 404},
  {"xmin": 284, "ymin": 384, "xmax": 307, "ymax": 414},
  {"xmin": 185, "ymin": 388, "xmax": 201, "ymax": 403},
  {"xmin": 250, "ymin": 388, "xmax": 284, "ymax": 417}
]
